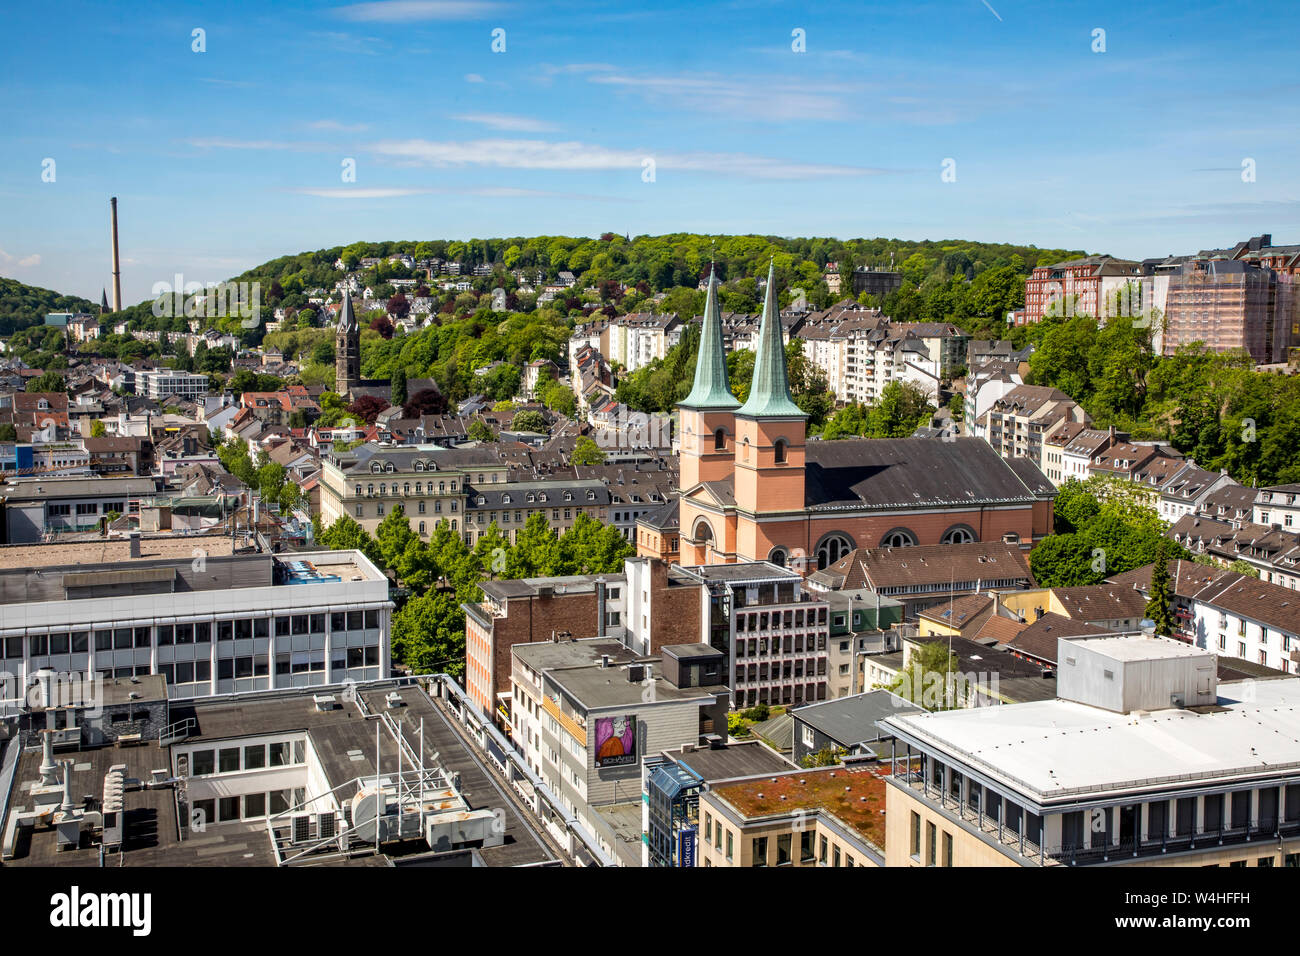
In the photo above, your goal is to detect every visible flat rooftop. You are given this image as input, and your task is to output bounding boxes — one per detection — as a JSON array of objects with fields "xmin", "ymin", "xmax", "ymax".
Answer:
[
  {"xmin": 1071, "ymin": 634, "xmax": 1214, "ymax": 662},
  {"xmin": 881, "ymin": 677, "xmax": 1300, "ymax": 805},
  {"xmin": 671, "ymin": 561, "xmax": 798, "ymax": 585},
  {"xmin": 0, "ymin": 535, "xmax": 238, "ymax": 571},
  {"xmin": 711, "ymin": 766, "xmax": 888, "ymax": 848},
  {"xmin": 3, "ymin": 681, "xmax": 557, "ymax": 868},
  {"xmin": 663, "ymin": 740, "xmax": 793, "ymax": 782}
]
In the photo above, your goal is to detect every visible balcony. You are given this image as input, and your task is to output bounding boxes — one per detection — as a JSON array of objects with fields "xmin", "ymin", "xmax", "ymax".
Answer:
[{"xmin": 897, "ymin": 771, "xmax": 1300, "ymax": 866}]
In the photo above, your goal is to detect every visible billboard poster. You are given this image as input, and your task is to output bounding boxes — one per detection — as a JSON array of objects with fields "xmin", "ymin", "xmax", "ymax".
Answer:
[
  {"xmin": 594, "ymin": 714, "xmax": 637, "ymax": 767},
  {"xmin": 678, "ymin": 826, "xmax": 697, "ymax": 867}
]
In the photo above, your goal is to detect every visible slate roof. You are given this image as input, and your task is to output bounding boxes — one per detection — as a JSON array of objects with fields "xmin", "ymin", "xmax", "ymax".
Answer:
[
  {"xmin": 803, "ymin": 438, "xmax": 1051, "ymax": 511},
  {"xmin": 792, "ymin": 690, "xmax": 921, "ymax": 746},
  {"xmin": 1002, "ymin": 613, "xmax": 1111, "ymax": 665}
]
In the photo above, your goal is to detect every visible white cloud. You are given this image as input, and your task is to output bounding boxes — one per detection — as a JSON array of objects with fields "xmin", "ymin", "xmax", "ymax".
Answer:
[
  {"xmin": 464, "ymin": 73, "xmax": 485, "ymax": 83},
  {"xmin": 452, "ymin": 113, "xmax": 557, "ymax": 132},
  {"xmin": 0, "ymin": 249, "xmax": 41, "ymax": 268},
  {"xmin": 335, "ymin": 1, "xmax": 505, "ymax": 22},
  {"xmin": 371, "ymin": 137, "xmax": 882, "ymax": 179}
]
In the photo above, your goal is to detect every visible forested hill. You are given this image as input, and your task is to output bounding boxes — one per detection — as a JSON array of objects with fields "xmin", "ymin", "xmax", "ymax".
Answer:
[{"xmin": 0, "ymin": 277, "xmax": 97, "ymax": 336}]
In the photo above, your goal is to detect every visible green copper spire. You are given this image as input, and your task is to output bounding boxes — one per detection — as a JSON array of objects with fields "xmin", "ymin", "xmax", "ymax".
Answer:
[
  {"xmin": 679, "ymin": 268, "xmax": 740, "ymax": 411},
  {"xmin": 737, "ymin": 261, "xmax": 805, "ymax": 419}
]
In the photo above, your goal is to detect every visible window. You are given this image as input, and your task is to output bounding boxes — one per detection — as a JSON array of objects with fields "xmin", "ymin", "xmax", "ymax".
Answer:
[
  {"xmin": 191, "ymin": 750, "xmax": 215, "ymax": 776},
  {"xmin": 243, "ymin": 793, "xmax": 266, "ymax": 819},
  {"xmin": 752, "ymin": 836, "xmax": 768, "ymax": 867},
  {"xmin": 910, "ymin": 811, "xmax": 921, "ymax": 859},
  {"xmin": 244, "ymin": 744, "xmax": 266, "ymax": 769},
  {"xmin": 725, "ymin": 830, "xmax": 733, "ymax": 862},
  {"xmin": 714, "ymin": 428, "xmax": 726, "ymax": 450},
  {"xmin": 219, "ymin": 747, "xmax": 240, "ymax": 773},
  {"xmin": 269, "ymin": 742, "xmax": 291, "ymax": 767},
  {"xmin": 774, "ymin": 438, "xmax": 788, "ymax": 464},
  {"xmin": 943, "ymin": 831, "xmax": 953, "ymax": 867},
  {"xmin": 926, "ymin": 821, "xmax": 937, "ymax": 866}
]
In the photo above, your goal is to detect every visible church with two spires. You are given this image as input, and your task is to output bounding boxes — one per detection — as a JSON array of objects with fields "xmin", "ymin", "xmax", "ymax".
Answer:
[{"xmin": 643, "ymin": 264, "xmax": 1056, "ymax": 573}]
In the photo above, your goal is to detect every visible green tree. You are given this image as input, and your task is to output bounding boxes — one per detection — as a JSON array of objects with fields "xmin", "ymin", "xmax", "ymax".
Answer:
[
  {"xmin": 570, "ymin": 435, "xmax": 606, "ymax": 465},
  {"xmin": 466, "ymin": 419, "xmax": 498, "ymax": 442},
  {"xmin": 512, "ymin": 409, "xmax": 547, "ymax": 433},
  {"xmin": 1144, "ymin": 541, "xmax": 1176, "ymax": 637}
]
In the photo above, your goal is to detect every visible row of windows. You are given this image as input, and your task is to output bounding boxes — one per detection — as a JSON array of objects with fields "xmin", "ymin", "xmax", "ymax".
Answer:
[
  {"xmin": 3, "ymin": 612, "xmax": 382, "ymax": 660},
  {"xmin": 354, "ymin": 482, "xmax": 459, "ymax": 498},
  {"xmin": 736, "ymin": 635, "xmax": 829, "ymax": 656},
  {"xmin": 736, "ymin": 609, "xmax": 828, "ymax": 633},
  {"xmin": 184, "ymin": 740, "xmax": 304, "ymax": 776},
  {"xmin": 190, "ymin": 788, "xmax": 305, "ymax": 827}
]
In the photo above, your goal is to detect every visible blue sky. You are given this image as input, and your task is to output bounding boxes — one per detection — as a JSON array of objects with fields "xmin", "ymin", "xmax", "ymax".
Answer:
[{"xmin": 2, "ymin": 0, "xmax": 1299, "ymax": 303}]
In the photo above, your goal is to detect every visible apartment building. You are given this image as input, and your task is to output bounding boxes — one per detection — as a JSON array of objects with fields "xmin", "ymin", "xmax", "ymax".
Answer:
[
  {"xmin": 510, "ymin": 637, "xmax": 729, "ymax": 865},
  {"xmin": 605, "ymin": 312, "xmax": 681, "ymax": 372},
  {"xmin": 1254, "ymin": 484, "xmax": 1300, "ymax": 531},
  {"xmin": 1041, "ymin": 423, "xmax": 1117, "ymax": 486},
  {"xmin": 1110, "ymin": 559, "xmax": 1300, "ymax": 674},
  {"xmin": 808, "ymin": 540, "xmax": 1036, "ymax": 619},
  {"xmin": 979, "ymin": 384, "xmax": 1089, "ymax": 468},
  {"xmin": 1162, "ymin": 236, "xmax": 1298, "ymax": 364},
  {"xmin": 882, "ymin": 635, "xmax": 1300, "ymax": 867},
  {"xmin": 669, "ymin": 562, "xmax": 831, "ymax": 710},
  {"xmin": 0, "ymin": 536, "xmax": 390, "ymax": 707},
  {"xmin": 135, "ymin": 368, "xmax": 210, "ymax": 402},
  {"xmin": 1020, "ymin": 255, "xmax": 1145, "ymax": 325},
  {"xmin": 464, "ymin": 573, "xmax": 626, "ymax": 727}
]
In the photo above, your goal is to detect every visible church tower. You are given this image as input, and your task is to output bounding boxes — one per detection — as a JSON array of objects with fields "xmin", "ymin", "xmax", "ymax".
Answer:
[
  {"xmin": 335, "ymin": 288, "xmax": 361, "ymax": 398},
  {"xmin": 733, "ymin": 262, "xmax": 807, "ymax": 523},
  {"xmin": 678, "ymin": 268, "xmax": 740, "ymax": 490}
]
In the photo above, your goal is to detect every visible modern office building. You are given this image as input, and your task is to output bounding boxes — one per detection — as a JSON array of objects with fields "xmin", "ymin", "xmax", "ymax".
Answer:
[
  {"xmin": 0, "ymin": 535, "xmax": 391, "ymax": 707},
  {"xmin": 880, "ymin": 634, "xmax": 1300, "ymax": 867}
]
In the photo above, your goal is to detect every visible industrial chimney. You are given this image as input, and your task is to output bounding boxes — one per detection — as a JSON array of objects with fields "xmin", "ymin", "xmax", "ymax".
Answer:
[{"xmin": 110, "ymin": 197, "xmax": 122, "ymax": 313}]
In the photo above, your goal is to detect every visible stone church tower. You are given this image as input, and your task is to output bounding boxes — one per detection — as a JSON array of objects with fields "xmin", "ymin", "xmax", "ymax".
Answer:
[{"xmin": 335, "ymin": 288, "xmax": 361, "ymax": 398}]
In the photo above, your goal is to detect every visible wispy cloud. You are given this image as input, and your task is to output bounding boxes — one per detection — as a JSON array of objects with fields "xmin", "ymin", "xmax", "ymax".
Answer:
[
  {"xmin": 290, "ymin": 185, "xmax": 624, "ymax": 202},
  {"xmin": 200, "ymin": 77, "xmax": 256, "ymax": 89},
  {"xmin": 583, "ymin": 69, "xmax": 856, "ymax": 122},
  {"xmin": 292, "ymin": 187, "xmax": 434, "ymax": 199},
  {"xmin": 335, "ymin": 1, "xmax": 505, "ymax": 22},
  {"xmin": 464, "ymin": 73, "xmax": 485, "ymax": 83},
  {"xmin": 309, "ymin": 31, "xmax": 385, "ymax": 55},
  {"xmin": 371, "ymin": 137, "xmax": 885, "ymax": 179},
  {"xmin": 306, "ymin": 119, "xmax": 370, "ymax": 132},
  {"xmin": 185, "ymin": 137, "xmax": 330, "ymax": 152},
  {"xmin": 452, "ymin": 113, "xmax": 557, "ymax": 132}
]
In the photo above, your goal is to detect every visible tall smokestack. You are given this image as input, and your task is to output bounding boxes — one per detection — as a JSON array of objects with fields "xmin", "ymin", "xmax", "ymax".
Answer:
[{"xmin": 110, "ymin": 196, "xmax": 122, "ymax": 313}]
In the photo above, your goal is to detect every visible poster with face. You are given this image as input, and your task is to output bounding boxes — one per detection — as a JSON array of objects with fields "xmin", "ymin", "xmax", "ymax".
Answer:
[{"xmin": 594, "ymin": 714, "xmax": 637, "ymax": 767}]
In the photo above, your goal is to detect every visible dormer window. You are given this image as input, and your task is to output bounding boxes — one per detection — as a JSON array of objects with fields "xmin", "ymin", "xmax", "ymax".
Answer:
[
  {"xmin": 502, "ymin": 493, "xmax": 511, "ymax": 504},
  {"xmin": 476, "ymin": 495, "xmax": 485, "ymax": 505},
  {"xmin": 564, "ymin": 491, "xmax": 573, "ymax": 502},
  {"xmin": 586, "ymin": 490, "xmax": 595, "ymax": 500},
  {"xmin": 414, "ymin": 461, "xmax": 425, "ymax": 471}
]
